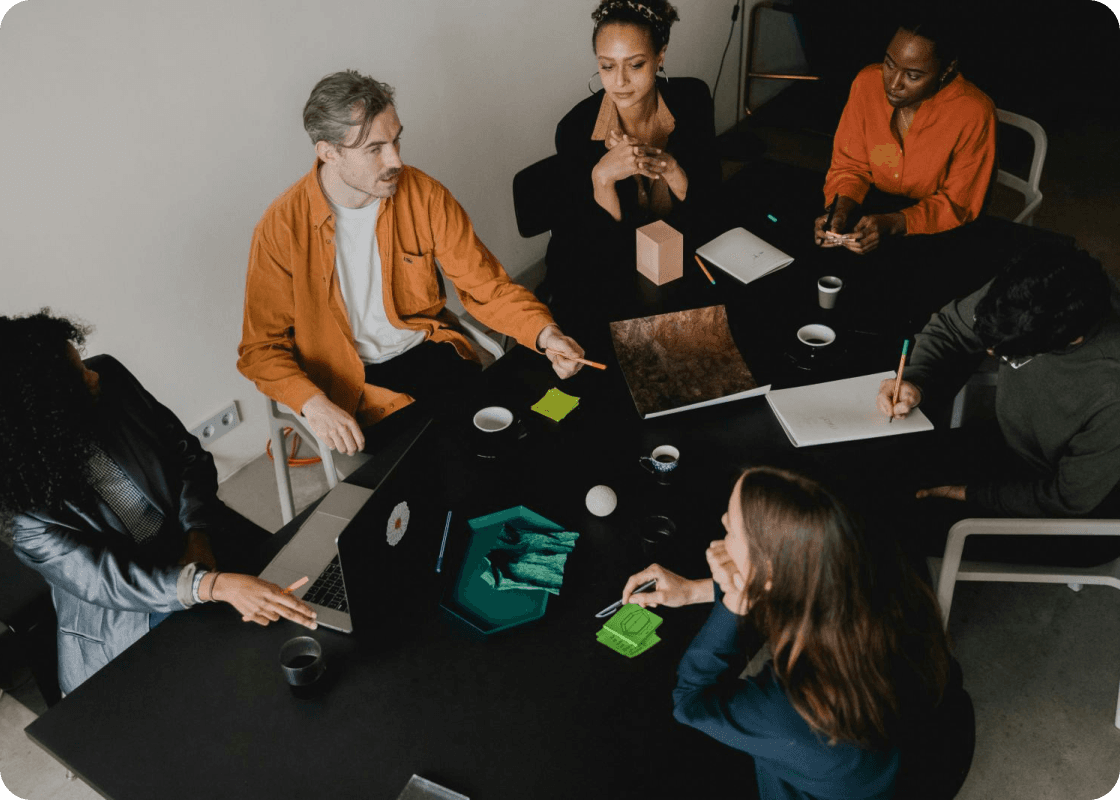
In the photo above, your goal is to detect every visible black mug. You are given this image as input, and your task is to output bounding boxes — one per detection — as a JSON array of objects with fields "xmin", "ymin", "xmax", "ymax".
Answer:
[
  {"xmin": 639, "ymin": 514, "xmax": 677, "ymax": 559},
  {"xmin": 279, "ymin": 636, "xmax": 326, "ymax": 699}
]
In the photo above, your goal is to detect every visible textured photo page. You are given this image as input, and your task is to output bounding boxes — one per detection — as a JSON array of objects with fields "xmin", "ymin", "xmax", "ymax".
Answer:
[{"xmin": 609, "ymin": 305, "xmax": 770, "ymax": 419}]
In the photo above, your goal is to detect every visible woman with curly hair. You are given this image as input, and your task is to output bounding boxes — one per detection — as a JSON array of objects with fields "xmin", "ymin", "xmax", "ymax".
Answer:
[
  {"xmin": 619, "ymin": 467, "xmax": 973, "ymax": 799},
  {"xmin": 1, "ymin": 310, "xmax": 317, "ymax": 694},
  {"xmin": 546, "ymin": 0, "xmax": 721, "ymax": 323}
]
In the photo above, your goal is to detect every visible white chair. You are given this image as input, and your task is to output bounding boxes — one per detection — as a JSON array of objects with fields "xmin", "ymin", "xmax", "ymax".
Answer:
[
  {"xmin": 265, "ymin": 315, "xmax": 505, "ymax": 524},
  {"xmin": 928, "ymin": 518, "xmax": 1120, "ymax": 728},
  {"xmin": 995, "ymin": 109, "xmax": 1047, "ymax": 226}
]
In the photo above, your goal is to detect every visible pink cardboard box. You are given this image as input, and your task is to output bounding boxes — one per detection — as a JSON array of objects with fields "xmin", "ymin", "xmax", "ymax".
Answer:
[{"xmin": 636, "ymin": 220, "xmax": 683, "ymax": 286}]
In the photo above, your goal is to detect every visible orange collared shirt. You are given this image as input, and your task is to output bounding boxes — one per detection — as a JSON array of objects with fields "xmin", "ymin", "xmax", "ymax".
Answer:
[
  {"xmin": 823, "ymin": 64, "xmax": 997, "ymax": 235},
  {"xmin": 238, "ymin": 162, "xmax": 556, "ymax": 427}
]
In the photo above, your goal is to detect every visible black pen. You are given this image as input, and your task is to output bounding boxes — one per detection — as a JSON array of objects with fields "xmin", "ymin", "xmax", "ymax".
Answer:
[
  {"xmin": 594, "ymin": 579, "xmax": 657, "ymax": 618},
  {"xmin": 824, "ymin": 192, "xmax": 839, "ymax": 235}
]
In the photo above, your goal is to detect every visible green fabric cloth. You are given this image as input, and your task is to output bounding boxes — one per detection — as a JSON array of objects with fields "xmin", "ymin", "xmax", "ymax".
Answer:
[{"xmin": 481, "ymin": 521, "xmax": 579, "ymax": 594}]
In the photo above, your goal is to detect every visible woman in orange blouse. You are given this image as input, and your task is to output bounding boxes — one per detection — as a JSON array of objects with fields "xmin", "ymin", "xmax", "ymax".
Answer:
[{"xmin": 813, "ymin": 18, "xmax": 996, "ymax": 255}]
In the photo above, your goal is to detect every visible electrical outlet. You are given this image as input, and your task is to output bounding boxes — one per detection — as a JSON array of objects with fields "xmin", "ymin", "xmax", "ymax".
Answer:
[{"xmin": 190, "ymin": 402, "xmax": 241, "ymax": 444}]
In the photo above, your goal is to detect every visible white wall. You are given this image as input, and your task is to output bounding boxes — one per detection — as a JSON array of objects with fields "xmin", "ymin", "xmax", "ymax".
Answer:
[
  {"xmin": 0, "ymin": 0, "xmax": 771, "ymax": 480},
  {"xmin": 4, "ymin": 0, "xmax": 1115, "ymax": 479}
]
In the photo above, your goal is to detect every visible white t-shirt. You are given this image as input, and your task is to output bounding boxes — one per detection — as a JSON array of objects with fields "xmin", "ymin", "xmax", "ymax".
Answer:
[{"xmin": 329, "ymin": 199, "xmax": 425, "ymax": 364}]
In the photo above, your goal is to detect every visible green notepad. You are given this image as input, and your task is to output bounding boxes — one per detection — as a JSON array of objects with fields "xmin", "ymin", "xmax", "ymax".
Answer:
[
  {"xmin": 596, "ymin": 604, "xmax": 663, "ymax": 657},
  {"xmin": 597, "ymin": 628, "xmax": 661, "ymax": 658},
  {"xmin": 531, "ymin": 388, "xmax": 580, "ymax": 422}
]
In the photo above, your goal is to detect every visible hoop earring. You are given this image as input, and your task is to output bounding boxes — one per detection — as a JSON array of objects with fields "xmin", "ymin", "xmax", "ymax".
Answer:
[{"xmin": 588, "ymin": 71, "xmax": 603, "ymax": 94}]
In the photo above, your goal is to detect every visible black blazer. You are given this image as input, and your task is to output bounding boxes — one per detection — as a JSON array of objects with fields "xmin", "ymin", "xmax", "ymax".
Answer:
[
  {"xmin": 546, "ymin": 76, "xmax": 720, "ymax": 293},
  {"xmin": 12, "ymin": 355, "xmax": 226, "ymax": 692}
]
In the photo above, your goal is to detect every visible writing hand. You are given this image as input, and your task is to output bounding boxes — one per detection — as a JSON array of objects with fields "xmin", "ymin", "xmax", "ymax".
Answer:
[
  {"xmin": 211, "ymin": 573, "xmax": 318, "ymax": 630},
  {"xmin": 813, "ymin": 211, "xmax": 852, "ymax": 247},
  {"xmin": 876, "ymin": 378, "xmax": 922, "ymax": 419},
  {"xmin": 620, "ymin": 564, "xmax": 712, "ymax": 609},
  {"xmin": 300, "ymin": 393, "xmax": 364, "ymax": 455},
  {"xmin": 536, "ymin": 325, "xmax": 585, "ymax": 379}
]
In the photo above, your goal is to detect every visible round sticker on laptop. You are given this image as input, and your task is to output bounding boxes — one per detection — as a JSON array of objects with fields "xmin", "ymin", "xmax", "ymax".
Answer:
[{"xmin": 386, "ymin": 501, "xmax": 410, "ymax": 546}]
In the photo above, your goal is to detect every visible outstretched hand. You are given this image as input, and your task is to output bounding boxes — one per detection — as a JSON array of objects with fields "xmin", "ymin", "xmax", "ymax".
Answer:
[
  {"xmin": 537, "ymin": 325, "xmax": 585, "ymax": 379},
  {"xmin": 211, "ymin": 573, "xmax": 318, "ymax": 630}
]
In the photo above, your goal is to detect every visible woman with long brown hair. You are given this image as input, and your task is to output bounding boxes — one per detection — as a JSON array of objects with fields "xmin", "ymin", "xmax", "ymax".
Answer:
[{"xmin": 620, "ymin": 467, "xmax": 972, "ymax": 799}]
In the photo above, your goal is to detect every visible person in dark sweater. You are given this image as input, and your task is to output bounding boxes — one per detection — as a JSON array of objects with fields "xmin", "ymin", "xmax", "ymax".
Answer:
[
  {"xmin": 877, "ymin": 241, "xmax": 1120, "ymax": 561},
  {"xmin": 619, "ymin": 467, "xmax": 972, "ymax": 800},
  {"xmin": 546, "ymin": 0, "xmax": 720, "ymax": 325}
]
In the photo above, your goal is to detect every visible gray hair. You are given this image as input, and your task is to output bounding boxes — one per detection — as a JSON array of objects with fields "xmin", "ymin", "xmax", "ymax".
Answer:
[{"xmin": 303, "ymin": 70, "xmax": 396, "ymax": 148}]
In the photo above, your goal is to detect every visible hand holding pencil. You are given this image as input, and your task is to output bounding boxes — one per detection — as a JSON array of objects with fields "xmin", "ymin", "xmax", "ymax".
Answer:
[{"xmin": 535, "ymin": 325, "xmax": 587, "ymax": 379}]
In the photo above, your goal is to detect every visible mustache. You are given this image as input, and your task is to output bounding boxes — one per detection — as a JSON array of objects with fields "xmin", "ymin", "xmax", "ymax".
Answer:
[{"xmin": 380, "ymin": 168, "xmax": 401, "ymax": 181}]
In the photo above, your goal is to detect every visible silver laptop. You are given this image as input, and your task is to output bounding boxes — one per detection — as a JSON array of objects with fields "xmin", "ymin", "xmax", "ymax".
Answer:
[{"xmin": 258, "ymin": 421, "xmax": 431, "ymax": 633}]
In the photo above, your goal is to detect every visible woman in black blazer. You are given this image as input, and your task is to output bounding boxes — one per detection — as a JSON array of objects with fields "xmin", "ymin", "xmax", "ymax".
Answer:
[
  {"xmin": 1, "ymin": 310, "xmax": 318, "ymax": 693},
  {"xmin": 546, "ymin": 0, "xmax": 720, "ymax": 324}
]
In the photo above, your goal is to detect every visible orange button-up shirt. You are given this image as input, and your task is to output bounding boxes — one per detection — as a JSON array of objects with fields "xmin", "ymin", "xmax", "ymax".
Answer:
[
  {"xmin": 823, "ymin": 64, "xmax": 996, "ymax": 235},
  {"xmin": 238, "ymin": 162, "xmax": 556, "ymax": 427}
]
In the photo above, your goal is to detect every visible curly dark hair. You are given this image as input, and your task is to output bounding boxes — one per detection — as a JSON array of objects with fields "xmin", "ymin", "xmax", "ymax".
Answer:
[
  {"xmin": 973, "ymin": 242, "xmax": 1111, "ymax": 359},
  {"xmin": 0, "ymin": 310, "xmax": 98, "ymax": 528},
  {"xmin": 592, "ymin": 0, "xmax": 679, "ymax": 54}
]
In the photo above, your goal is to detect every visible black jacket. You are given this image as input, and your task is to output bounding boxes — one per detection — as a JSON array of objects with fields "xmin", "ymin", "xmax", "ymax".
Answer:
[{"xmin": 546, "ymin": 77, "xmax": 720, "ymax": 296}]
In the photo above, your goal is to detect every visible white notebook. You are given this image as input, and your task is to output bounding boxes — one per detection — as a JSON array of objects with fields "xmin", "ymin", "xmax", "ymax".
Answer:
[
  {"xmin": 695, "ymin": 227, "xmax": 794, "ymax": 285},
  {"xmin": 766, "ymin": 371, "xmax": 934, "ymax": 448}
]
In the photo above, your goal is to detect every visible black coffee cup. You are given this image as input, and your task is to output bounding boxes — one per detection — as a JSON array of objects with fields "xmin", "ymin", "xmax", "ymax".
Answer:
[
  {"xmin": 280, "ymin": 636, "xmax": 325, "ymax": 698},
  {"xmin": 639, "ymin": 514, "xmax": 677, "ymax": 559}
]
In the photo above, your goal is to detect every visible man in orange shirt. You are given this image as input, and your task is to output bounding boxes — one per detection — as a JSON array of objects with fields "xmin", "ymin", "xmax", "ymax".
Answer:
[
  {"xmin": 239, "ymin": 71, "xmax": 585, "ymax": 455},
  {"xmin": 813, "ymin": 17, "xmax": 996, "ymax": 255}
]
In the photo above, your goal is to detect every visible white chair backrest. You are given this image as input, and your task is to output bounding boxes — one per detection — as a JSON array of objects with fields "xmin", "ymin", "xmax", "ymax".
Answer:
[{"xmin": 995, "ymin": 109, "xmax": 1047, "ymax": 225}]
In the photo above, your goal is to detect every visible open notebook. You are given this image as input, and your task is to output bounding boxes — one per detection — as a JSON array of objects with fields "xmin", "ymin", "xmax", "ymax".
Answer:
[
  {"xmin": 766, "ymin": 371, "xmax": 934, "ymax": 447},
  {"xmin": 695, "ymin": 227, "xmax": 794, "ymax": 285}
]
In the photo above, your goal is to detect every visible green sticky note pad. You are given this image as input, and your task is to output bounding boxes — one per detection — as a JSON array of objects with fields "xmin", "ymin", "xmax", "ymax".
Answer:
[
  {"xmin": 597, "ymin": 627, "xmax": 661, "ymax": 658},
  {"xmin": 531, "ymin": 388, "xmax": 580, "ymax": 422},
  {"xmin": 602, "ymin": 603, "xmax": 663, "ymax": 647}
]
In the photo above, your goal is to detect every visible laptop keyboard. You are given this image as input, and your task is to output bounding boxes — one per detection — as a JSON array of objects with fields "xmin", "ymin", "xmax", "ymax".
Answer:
[{"xmin": 302, "ymin": 555, "xmax": 349, "ymax": 613}]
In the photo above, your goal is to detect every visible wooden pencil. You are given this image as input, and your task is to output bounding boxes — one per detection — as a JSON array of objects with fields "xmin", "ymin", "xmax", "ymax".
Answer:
[
  {"xmin": 693, "ymin": 255, "xmax": 716, "ymax": 285},
  {"xmin": 889, "ymin": 339, "xmax": 910, "ymax": 423},
  {"xmin": 545, "ymin": 348, "xmax": 607, "ymax": 370}
]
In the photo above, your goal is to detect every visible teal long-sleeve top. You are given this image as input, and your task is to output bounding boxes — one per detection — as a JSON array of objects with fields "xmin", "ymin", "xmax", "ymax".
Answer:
[{"xmin": 671, "ymin": 590, "xmax": 898, "ymax": 800}]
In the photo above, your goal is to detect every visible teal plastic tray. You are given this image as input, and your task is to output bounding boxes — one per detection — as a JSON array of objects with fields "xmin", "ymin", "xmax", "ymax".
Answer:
[{"xmin": 441, "ymin": 505, "xmax": 563, "ymax": 635}]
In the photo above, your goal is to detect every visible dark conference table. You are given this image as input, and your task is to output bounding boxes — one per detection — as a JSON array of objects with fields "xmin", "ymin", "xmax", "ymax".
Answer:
[{"xmin": 24, "ymin": 162, "xmax": 1063, "ymax": 800}]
